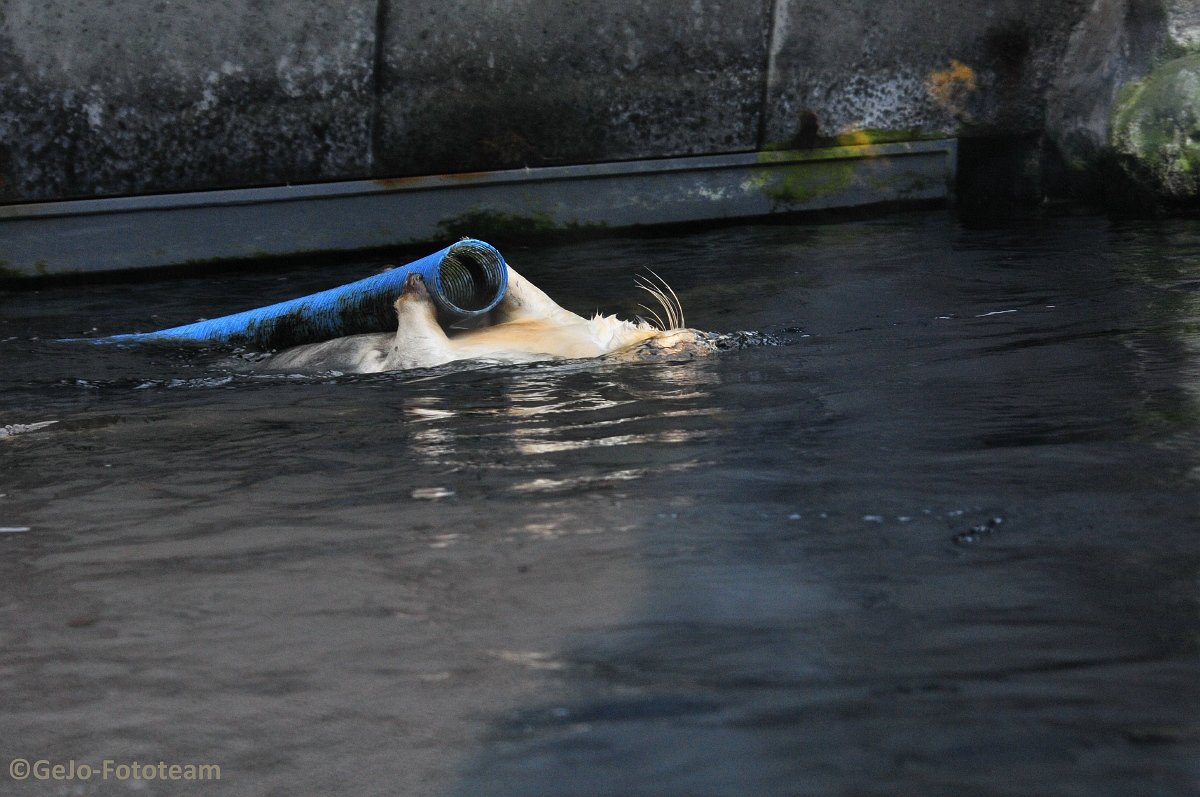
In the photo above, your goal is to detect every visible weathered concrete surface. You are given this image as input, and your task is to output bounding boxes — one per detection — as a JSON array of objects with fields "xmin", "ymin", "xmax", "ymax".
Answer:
[
  {"xmin": 373, "ymin": 0, "xmax": 771, "ymax": 175},
  {"xmin": 1045, "ymin": 0, "xmax": 1169, "ymax": 172},
  {"xmin": 763, "ymin": 0, "xmax": 1091, "ymax": 144},
  {"xmin": 0, "ymin": 0, "xmax": 1196, "ymax": 209},
  {"xmin": 1044, "ymin": 0, "xmax": 1200, "ymax": 205},
  {"xmin": 0, "ymin": 0, "xmax": 377, "ymax": 202},
  {"xmin": 1167, "ymin": 0, "xmax": 1200, "ymax": 51}
]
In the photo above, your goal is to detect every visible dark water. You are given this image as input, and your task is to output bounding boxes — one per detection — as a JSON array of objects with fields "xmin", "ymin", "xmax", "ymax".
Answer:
[{"xmin": 2, "ymin": 214, "xmax": 1199, "ymax": 796}]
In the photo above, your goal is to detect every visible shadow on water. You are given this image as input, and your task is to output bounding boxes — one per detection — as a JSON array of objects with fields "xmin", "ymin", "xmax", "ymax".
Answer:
[
  {"xmin": 1, "ymin": 214, "xmax": 1199, "ymax": 795},
  {"xmin": 444, "ymin": 218, "xmax": 1200, "ymax": 796}
]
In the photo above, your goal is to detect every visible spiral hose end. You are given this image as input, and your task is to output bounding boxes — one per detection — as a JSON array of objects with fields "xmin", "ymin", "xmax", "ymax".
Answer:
[{"xmin": 432, "ymin": 239, "xmax": 508, "ymax": 320}]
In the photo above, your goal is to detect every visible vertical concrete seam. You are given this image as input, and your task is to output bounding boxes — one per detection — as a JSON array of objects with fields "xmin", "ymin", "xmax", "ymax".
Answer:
[
  {"xmin": 368, "ymin": 0, "xmax": 389, "ymax": 175},
  {"xmin": 757, "ymin": 0, "xmax": 784, "ymax": 149}
]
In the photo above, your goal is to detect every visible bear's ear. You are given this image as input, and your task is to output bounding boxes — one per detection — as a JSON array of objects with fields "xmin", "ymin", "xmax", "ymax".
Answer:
[
  {"xmin": 393, "ymin": 272, "xmax": 430, "ymax": 309},
  {"xmin": 393, "ymin": 275, "xmax": 443, "ymax": 325},
  {"xmin": 387, "ymin": 271, "xmax": 453, "ymax": 372}
]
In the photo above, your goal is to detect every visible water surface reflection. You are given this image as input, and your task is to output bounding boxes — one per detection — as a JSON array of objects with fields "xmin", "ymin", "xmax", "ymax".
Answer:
[{"xmin": 1, "ymin": 214, "xmax": 1198, "ymax": 795}]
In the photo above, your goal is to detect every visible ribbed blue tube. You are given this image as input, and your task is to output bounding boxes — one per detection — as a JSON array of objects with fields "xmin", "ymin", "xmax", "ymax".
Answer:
[{"xmin": 86, "ymin": 239, "xmax": 507, "ymax": 350}]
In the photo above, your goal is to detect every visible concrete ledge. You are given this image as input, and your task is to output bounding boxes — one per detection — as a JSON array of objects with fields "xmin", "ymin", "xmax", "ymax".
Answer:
[{"xmin": 0, "ymin": 139, "xmax": 955, "ymax": 277}]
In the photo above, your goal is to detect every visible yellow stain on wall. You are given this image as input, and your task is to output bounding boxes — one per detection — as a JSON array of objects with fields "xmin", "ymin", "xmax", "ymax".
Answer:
[
  {"xmin": 926, "ymin": 59, "xmax": 977, "ymax": 114},
  {"xmin": 837, "ymin": 128, "xmax": 873, "ymax": 147}
]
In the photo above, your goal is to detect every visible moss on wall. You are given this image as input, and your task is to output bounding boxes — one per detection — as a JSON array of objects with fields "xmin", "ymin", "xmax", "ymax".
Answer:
[{"xmin": 1110, "ymin": 54, "xmax": 1200, "ymax": 202}]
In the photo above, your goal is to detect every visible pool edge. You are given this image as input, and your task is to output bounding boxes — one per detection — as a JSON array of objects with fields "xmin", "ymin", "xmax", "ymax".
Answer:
[{"xmin": 0, "ymin": 140, "xmax": 956, "ymax": 278}]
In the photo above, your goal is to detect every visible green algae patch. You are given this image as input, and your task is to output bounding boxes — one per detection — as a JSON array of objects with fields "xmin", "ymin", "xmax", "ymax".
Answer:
[
  {"xmin": 766, "ymin": 161, "xmax": 855, "ymax": 207},
  {"xmin": 826, "ymin": 128, "xmax": 948, "ymax": 146},
  {"xmin": 763, "ymin": 128, "xmax": 949, "ymax": 152},
  {"xmin": 437, "ymin": 208, "xmax": 557, "ymax": 239},
  {"xmin": 752, "ymin": 152, "xmax": 856, "ymax": 208},
  {"xmin": 750, "ymin": 138, "xmax": 953, "ymax": 209},
  {"xmin": 1110, "ymin": 54, "xmax": 1200, "ymax": 202},
  {"xmin": 757, "ymin": 146, "xmax": 867, "ymax": 163},
  {"xmin": 436, "ymin": 208, "xmax": 605, "ymax": 241}
]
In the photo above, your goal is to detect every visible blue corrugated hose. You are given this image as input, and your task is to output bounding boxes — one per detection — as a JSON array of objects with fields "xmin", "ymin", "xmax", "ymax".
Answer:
[{"xmin": 79, "ymin": 239, "xmax": 508, "ymax": 350}]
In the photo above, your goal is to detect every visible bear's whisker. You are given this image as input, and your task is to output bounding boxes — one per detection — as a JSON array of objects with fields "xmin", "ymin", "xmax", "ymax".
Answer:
[
  {"xmin": 644, "ymin": 268, "xmax": 685, "ymax": 330},
  {"xmin": 636, "ymin": 275, "xmax": 679, "ymax": 330},
  {"xmin": 637, "ymin": 302, "xmax": 668, "ymax": 331}
]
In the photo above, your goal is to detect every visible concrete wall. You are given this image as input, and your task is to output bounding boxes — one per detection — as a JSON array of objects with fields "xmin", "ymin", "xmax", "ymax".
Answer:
[
  {"xmin": 374, "ymin": 0, "xmax": 772, "ymax": 175},
  {"xmin": 0, "ymin": 0, "xmax": 1188, "ymax": 204},
  {"xmin": 0, "ymin": 0, "xmax": 378, "ymax": 201}
]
